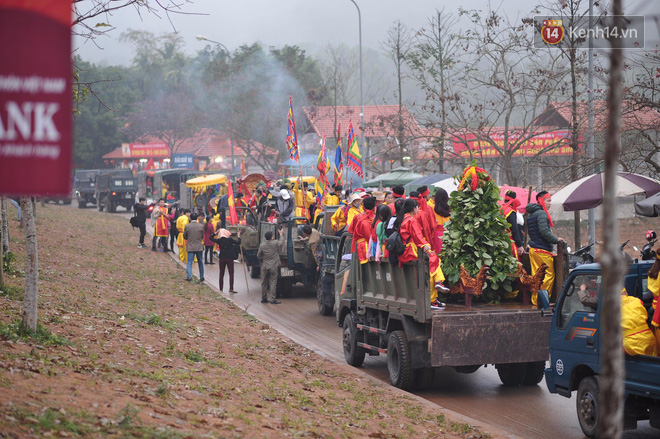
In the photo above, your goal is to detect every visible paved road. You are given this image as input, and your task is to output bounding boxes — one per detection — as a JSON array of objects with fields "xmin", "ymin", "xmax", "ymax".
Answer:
[{"xmin": 99, "ymin": 202, "xmax": 656, "ymax": 439}]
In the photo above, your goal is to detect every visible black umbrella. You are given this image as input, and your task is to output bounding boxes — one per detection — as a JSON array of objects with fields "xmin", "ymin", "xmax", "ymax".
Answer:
[{"xmin": 635, "ymin": 192, "xmax": 660, "ymax": 217}]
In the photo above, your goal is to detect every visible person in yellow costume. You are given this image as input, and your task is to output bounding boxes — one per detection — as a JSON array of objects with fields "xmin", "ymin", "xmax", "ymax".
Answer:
[
  {"xmin": 176, "ymin": 209, "xmax": 191, "ymax": 263},
  {"xmin": 292, "ymin": 173, "xmax": 314, "ymax": 220},
  {"xmin": 621, "ymin": 288, "xmax": 657, "ymax": 356},
  {"xmin": 325, "ymin": 184, "xmax": 342, "ymax": 206}
]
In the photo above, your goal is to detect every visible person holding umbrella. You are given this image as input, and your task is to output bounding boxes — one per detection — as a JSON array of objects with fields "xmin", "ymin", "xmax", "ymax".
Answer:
[{"xmin": 526, "ymin": 191, "xmax": 564, "ymax": 306}]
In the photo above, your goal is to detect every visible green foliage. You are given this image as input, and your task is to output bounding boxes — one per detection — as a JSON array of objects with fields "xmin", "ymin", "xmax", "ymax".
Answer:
[
  {"xmin": 0, "ymin": 320, "xmax": 70, "ymax": 346},
  {"xmin": 0, "ymin": 283, "xmax": 23, "ymax": 301},
  {"xmin": 442, "ymin": 169, "xmax": 518, "ymax": 302},
  {"xmin": 2, "ymin": 250, "xmax": 16, "ymax": 273}
]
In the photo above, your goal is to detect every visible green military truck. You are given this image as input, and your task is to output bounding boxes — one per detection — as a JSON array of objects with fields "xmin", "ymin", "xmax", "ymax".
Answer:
[
  {"xmin": 95, "ymin": 169, "xmax": 137, "ymax": 213},
  {"xmin": 74, "ymin": 169, "xmax": 99, "ymax": 208},
  {"xmin": 336, "ymin": 248, "xmax": 562, "ymax": 390}
]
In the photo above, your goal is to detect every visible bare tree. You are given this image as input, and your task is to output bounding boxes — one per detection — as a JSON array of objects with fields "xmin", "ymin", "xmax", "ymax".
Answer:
[
  {"xmin": 598, "ymin": 4, "xmax": 627, "ymax": 438},
  {"xmin": 319, "ymin": 44, "xmax": 359, "ymax": 144},
  {"xmin": 20, "ymin": 198, "xmax": 38, "ymax": 332},
  {"xmin": 407, "ymin": 8, "xmax": 464, "ymax": 173},
  {"xmin": 381, "ymin": 20, "xmax": 414, "ymax": 166}
]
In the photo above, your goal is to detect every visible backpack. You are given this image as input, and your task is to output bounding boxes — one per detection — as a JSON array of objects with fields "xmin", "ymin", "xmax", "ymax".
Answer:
[
  {"xmin": 129, "ymin": 215, "xmax": 139, "ymax": 228},
  {"xmin": 385, "ymin": 230, "xmax": 405, "ymax": 256}
]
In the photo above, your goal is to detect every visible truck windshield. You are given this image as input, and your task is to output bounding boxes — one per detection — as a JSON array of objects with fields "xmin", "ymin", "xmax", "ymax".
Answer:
[{"xmin": 558, "ymin": 274, "xmax": 601, "ymax": 329}]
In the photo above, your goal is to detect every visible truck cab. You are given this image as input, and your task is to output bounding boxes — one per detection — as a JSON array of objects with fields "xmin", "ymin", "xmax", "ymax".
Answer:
[
  {"xmin": 74, "ymin": 169, "xmax": 99, "ymax": 208},
  {"xmin": 95, "ymin": 169, "xmax": 137, "ymax": 213},
  {"xmin": 545, "ymin": 262, "xmax": 660, "ymax": 437}
]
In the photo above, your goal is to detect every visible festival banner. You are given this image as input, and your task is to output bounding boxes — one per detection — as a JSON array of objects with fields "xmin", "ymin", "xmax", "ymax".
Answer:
[
  {"xmin": 451, "ymin": 130, "xmax": 578, "ymax": 158},
  {"xmin": 0, "ymin": 0, "xmax": 72, "ymax": 195},
  {"xmin": 286, "ymin": 96, "xmax": 300, "ymax": 163},
  {"xmin": 334, "ymin": 124, "xmax": 343, "ymax": 186},
  {"xmin": 346, "ymin": 120, "xmax": 363, "ymax": 179}
]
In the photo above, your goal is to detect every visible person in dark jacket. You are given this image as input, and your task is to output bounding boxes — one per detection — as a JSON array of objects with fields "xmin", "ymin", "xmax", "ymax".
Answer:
[
  {"xmin": 169, "ymin": 202, "xmax": 181, "ymax": 253},
  {"xmin": 209, "ymin": 228, "xmax": 242, "ymax": 294},
  {"xmin": 133, "ymin": 197, "xmax": 154, "ymax": 248},
  {"xmin": 526, "ymin": 191, "xmax": 564, "ymax": 305},
  {"xmin": 203, "ymin": 215, "xmax": 216, "ymax": 265},
  {"xmin": 275, "ymin": 186, "xmax": 295, "ymax": 222}
]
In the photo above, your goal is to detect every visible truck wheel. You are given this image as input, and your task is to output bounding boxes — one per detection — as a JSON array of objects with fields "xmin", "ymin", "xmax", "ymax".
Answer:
[
  {"xmin": 577, "ymin": 377, "xmax": 599, "ymax": 438},
  {"xmin": 387, "ymin": 330, "xmax": 414, "ymax": 390},
  {"xmin": 63, "ymin": 199, "xmax": 71, "ymax": 205},
  {"xmin": 496, "ymin": 363, "xmax": 526, "ymax": 386},
  {"xmin": 78, "ymin": 201, "xmax": 86, "ymax": 209},
  {"xmin": 342, "ymin": 314, "xmax": 365, "ymax": 367},
  {"xmin": 414, "ymin": 367, "xmax": 435, "ymax": 390},
  {"xmin": 522, "ymin": 361, "xmax": 546, "ymax": 386},
  {"xmin": 249, "ymin": 265, "xmax": 260, "ymax": 279},
  {"xmin": 317, "ymin": 274, "xmax": 333, "ymax": 316},
  {"xmin": 276, "ymin": 277, "xmax": 291, "ymax": 298}
]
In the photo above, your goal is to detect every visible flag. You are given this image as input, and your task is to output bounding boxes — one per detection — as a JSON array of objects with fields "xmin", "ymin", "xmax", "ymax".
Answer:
[
  {"xmin": 286, "ymin": 96, "xmax": 300, "ymax": 163},
  {"xmin": 239, "ymin": 179, "xmax": 252, "ymax": 200},
  {"xmin": 240, "ymin": 157, "xmax": 247, "ymax": 179},
  {"xmin": 315, "ymin": 134, "xmax": 330, "ymax": 206},
  {"xmin": 334, "ymin": 124, "xmax": 343, "ymax": 186},
  {"xmin": 317, "ymin": 134, "xmax": 329, "ymax": 174},
  {"xmin": 145, "ymin": 157, "xmax": 155, "ymax": 170},
  {"xmin": 346, "ymin": 120, "xmax": 363, "ymax": 178},
  {"xmin": 227, "ymin": 177, "xmax": 239, "ymax": 226}
]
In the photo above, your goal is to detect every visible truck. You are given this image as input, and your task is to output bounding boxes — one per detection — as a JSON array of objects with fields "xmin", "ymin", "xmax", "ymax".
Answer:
[
  {"xmin": 74, "ymin": 169, "xmax": 99, "ymax": 208},
  {"xmin": 544, "ymin": 261, "xmax": 660, "ymax": 437},
  {"xmin": 237, "ymin": 199, "xmax": 319, "ymax": 297},
  {"xmin": 315, "ymin": 204, "xmax": 348, "ymax": 316},
  {"xmin": 337, "ymin": 246, "xmax": 560, "ymax": 391},
  {"xmin": 95, "ymin": 169, "xmax": 137, "ymax": 213}
]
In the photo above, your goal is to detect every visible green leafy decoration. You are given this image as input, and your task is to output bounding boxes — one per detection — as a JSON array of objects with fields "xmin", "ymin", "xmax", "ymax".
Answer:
[{"xmin": 442, "ymin": 167, "xmax": 518, "ymax": 303}]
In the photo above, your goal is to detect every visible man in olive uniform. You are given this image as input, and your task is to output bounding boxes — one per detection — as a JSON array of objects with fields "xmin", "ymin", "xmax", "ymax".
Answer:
[{"xmin": 257, "ymin": 231, "xmax": 282, "ymax": 304}]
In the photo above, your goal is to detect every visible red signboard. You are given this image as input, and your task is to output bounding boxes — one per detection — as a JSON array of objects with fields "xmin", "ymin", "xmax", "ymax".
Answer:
[
  {"xmin": 451, "ymin": 130, "xmax": 579, "ymax": 158},
  {"xmin": 0, "ymin": 0, "xmax": 72, "ymax": 196},
  {"xmin": 121, "ymin": 143, "xmax": 170, "ymax": 158}
]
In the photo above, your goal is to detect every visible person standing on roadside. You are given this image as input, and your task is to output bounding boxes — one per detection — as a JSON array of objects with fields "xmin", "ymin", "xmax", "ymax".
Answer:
[
  {"xmin": 176, "ymin": 209, "xmax": 191, "ymax": 263},
  {"xmin": 257, "ymin": 231, "xmax": 282, "ymax": 304},
  {"xmin": 183, "ymin": 212, "xmax": 205, "ymax": 282},
  {"xmin": 203, "ymin": 215, "xmax": 216, "ymax": 265},
  {"xmin": 526, "ymin": 191, "xmax": 564, "ymax": 305},
  {"xmin": 169, "ymin": 202, "xmax": 181, "ymax": 253},
  {"xmin": 133, "ymin": 197, "xmax": 154, "ymax": 248},
  {"xmin": 209, "ymin": 228, "xmax": 242, "ymax": 294}
]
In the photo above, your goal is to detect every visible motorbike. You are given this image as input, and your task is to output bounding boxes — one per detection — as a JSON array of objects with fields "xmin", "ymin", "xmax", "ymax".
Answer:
[
  {"xmin": 567, "ymin": 242, "xmax": 595, "ymax": 269},
  {"xmin": 636, "ymin": 230, "xmax": 657, "ymax": 261}
]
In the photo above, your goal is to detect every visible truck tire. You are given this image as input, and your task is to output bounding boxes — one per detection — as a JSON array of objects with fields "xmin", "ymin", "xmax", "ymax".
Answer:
[
  {"xmin": 342, "ymin": 314, "xmax": 365, "ymax": 367},
  {"xmin": 317, "ymin": 274, "xmax": 334, "ymax": 316},
  {"xmin": 78, "ymin": 201, "xmax": 86, "ymax": 209},
  {"xmin": 63, "ymin": 199, "xmax": 71, "ymax": 205},
  {"xmin": 414, "ymin": 367, "xmax": 435, "ymax": 390},
  {"xmin": 249, "ymin": 265, "xmax": 260, "ymax": 279},
  {"xmin": 276, "ymin": 277, "xmax": 291, "ymax": 298},
  {"xmin": 387, "ymin": 330, "xmax": 414, "ymax": 390},
  {"xmin": 496, "ymin": 363, "xmax": 526, "ymax": 386},
  {"xmin": 522, "ymin": 361, "xmax": 546, "ymax": 386},
  {"xmin": 577, "ymin": 376, "xmax": 599, "ymax": 438}
]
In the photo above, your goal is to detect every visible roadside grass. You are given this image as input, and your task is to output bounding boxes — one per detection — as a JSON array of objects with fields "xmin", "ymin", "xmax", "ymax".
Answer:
[{"xmin": 0, "ymin": 320, "xmax": 70, "ymax": 346}]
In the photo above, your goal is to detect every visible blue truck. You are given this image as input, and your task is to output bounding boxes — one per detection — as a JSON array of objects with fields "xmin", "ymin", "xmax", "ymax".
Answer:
[{"xmin": 545, "ymin": 262, "xmax": 660, "ymax": 437}]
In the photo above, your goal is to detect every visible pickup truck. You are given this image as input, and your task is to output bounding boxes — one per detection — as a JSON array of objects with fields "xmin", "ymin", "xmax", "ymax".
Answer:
[
  {"xmin": 337, "ymin": 247, "xmax": 556, "ymax": 391},
  {"xmin": 95, "ymin": 169, "xmax": 137, "ymax": 213},
  {"xmin": 544, "ymin": 262, "xmax": 660, "ymax": 437}
]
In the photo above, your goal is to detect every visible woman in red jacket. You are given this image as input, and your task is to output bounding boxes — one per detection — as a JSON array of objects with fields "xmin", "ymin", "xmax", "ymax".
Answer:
[
  {"xmin": 394, "ymin": 199, "xmax": 448, "ymax": 309},
  {"xmin": 203, "ymin": 216, "xmax": 216, "ymax": 265}
]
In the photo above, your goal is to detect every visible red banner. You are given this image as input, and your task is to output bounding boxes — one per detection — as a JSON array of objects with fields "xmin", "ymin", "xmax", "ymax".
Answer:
[
  {"xmin": 451, "ymin": 130, "xmax": 579, "ymax": 158},
  {"xmin": 0, "ymin": 0, "xmax": 72, "ymax": 196},
  {"xmin": 121, "ymin": 143, "xmax": 170, "ymax": 158}
]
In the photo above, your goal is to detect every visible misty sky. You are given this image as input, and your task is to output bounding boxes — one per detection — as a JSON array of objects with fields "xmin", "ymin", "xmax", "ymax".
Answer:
[{"xmin": 74, "ymin": 0, "xmax": 660, "ymax": 66}]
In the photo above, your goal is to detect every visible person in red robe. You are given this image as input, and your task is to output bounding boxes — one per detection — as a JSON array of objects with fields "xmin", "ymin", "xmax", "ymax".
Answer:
[
  {"xmin": 394, "ymin": 199, "xmax": 448, "ymax": 309},
  {"xmin": 348, "ymin": 196, "xmax": 376, "ymax": 264}
]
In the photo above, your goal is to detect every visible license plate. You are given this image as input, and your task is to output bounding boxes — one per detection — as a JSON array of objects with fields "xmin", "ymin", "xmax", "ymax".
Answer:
[
  {"xmin": 125, "ymin": 194, "xmax": 132, "ymax": 199},
  {"xmin": 280, "ymin": 267, "xmax": 294, "ymax": 277}
]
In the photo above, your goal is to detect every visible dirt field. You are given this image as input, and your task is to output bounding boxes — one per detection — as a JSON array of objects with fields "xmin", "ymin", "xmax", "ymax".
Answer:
[{"xmin": 0, "ymin": 204, "xmax": 489, "ymax": 439}]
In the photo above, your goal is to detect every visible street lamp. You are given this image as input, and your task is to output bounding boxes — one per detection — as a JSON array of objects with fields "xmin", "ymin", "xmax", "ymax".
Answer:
[
  {"xmin": 348, "ymin": 0, "xmax": 367, "ymax": 179},
  {"xmin": 195, "ymin": 35, "xmax": 229, "ymax": 53}
]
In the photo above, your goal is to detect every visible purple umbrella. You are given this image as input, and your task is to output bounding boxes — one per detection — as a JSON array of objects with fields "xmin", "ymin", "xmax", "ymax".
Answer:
[{"xmin": 552, "ymin": 172, "xmax": 660, "ymax": 211}]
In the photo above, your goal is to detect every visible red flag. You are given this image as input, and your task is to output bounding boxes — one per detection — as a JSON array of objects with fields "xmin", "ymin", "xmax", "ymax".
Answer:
[
  {"xmin": 145, "ymin": 157, "xmax": 155, "ymax": 170},
  {"xmin": 240, "ymin": 157, "xmax": 247, "ymax": 179},
  {"xmin": 227, "ymin": 177, "xmax": 239, "ymax": 225},
  {"xmin": 240, "ymin": 179, "xmax": 252, "ymax": 200}
]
